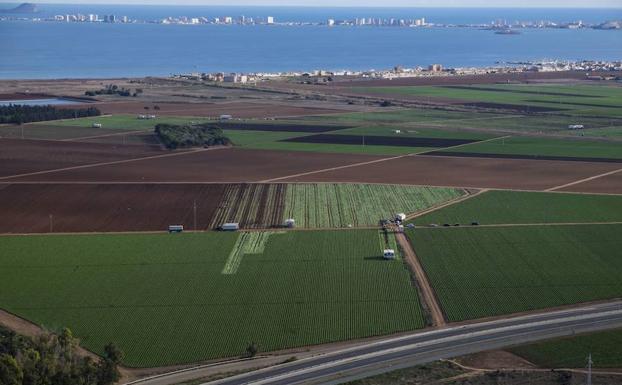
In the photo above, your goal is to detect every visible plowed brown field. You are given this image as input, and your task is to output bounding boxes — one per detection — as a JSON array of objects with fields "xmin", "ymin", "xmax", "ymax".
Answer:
[
  {"xmin": 280, "ymin": 155, "xmax": 621, "ymax": 191},
  {"xmin": 559, "ymin": 170, "xmax": 622, "ymax": 194},
  {"xmin": 0, "ymin": 138, "xmax": 165, "ymax": 178},
  {"xmin": 6, "ymin": 148, "xmax": 383, "ymax": 183},
  {"xmin": 0, "ymin": 183, "xmax": 290, "ymax": 233}
]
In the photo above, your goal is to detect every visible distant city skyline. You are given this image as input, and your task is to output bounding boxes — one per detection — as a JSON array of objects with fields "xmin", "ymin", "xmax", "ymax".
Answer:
[{"xmin": 1, "ymin": 0, "xmax": 621, "ymax": 7}]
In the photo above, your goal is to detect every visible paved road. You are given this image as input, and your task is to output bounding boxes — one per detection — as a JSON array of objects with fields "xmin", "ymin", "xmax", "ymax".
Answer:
[{"xmin": 128, "ymin": 301, "xmax": 622, "ymax": 385}]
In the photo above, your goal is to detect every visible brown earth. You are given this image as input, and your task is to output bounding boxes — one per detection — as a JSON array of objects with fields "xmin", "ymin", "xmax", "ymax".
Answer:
[
  {"xmin": 0, "ymin": 183, "xmax": 228, "ymax": 233},
  {"xmin": 280, "ymin": 154, "xmax": 622, "ymax": 191},
  {"xmin": 558, "ymin": 170, "xmax": 622, "ymax": 194},
  {"xmin": 73, "ymin": 101, "xmax": 344, "ymax": 118},
  {"xmin": 5, "ymin": 148, "xmax": 384, "ymax": 183},
  {"xmin": 455, "ymin": 351, "xmax": 536, "ymax": 370},
  {"xmin": 0, "ymin": 138, "xmax": 165, "ymax": 178}
]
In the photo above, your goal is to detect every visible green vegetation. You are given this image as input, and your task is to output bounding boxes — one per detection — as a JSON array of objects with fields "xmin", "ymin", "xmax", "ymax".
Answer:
[
  {"xmin": 344, "ymin": 361, "xmax": 467, "ymax": 385},
  {"xmin": 84, "ymin": 83, "xmax": 142, "ymax": 97},
  {"xmin": 0, "ymin": 105, "xmax": 100, "ymax": 124},
  {"xmin": 413, "ymin": 191, "xmax": 622, "ymax": 225},
  {"xmin": 46, "ymin": 114, "xmax": 212, "ymax": 130},
  {"xmin": 245, "ymin": 140, "xmax": 432, "ymax": 155},
  {"xmin": 0, "ymin": 325, "xmax": 123, "ymax": 385},
  {"xmin": 409, "ymin": 224, "xmax": 622, "ymax": 321},
  {"xmin": 154, "ymin": 123, "xmax": 231, "ymax": 149},
  {"xmin": 224, "ymin": 130, "xmax": 311, "ymax": 146},
  {"xmin": 511, "ymin": 329, "xmax": 622, "ymax": 368},
  {"xmin": 441, "ymin": 135, "xmax": 622, "ymax": 159},
  {"xmin": 332, "ymin": 125, "xmax": 498, "ymax": 140},
  {"xmin": 284, "ymin": 184, "xmax": 464, "ymax": 228},
  {"xmin": 351, "ymin": 84, "xmax": 622, "ymax": 117},
  {"xmin": 0, "ymin": 231, "xmax": 424, "ymax": 366}
]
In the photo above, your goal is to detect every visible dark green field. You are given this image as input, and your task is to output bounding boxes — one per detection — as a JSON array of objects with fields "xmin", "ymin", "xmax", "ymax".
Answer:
[
  {"xmin": 413, "ymin": 191, "xmax": 622, "ymax": 226},
  {"xmin": 409, "ymin": 224, "xmax": 622, "ymax": 322},
  {"xmin": 0, "ymin": 230, "xmax": 423, "ymax": 367},
  {"xmin": 511, "ymin": 329, "xmax": 622, "ymax": 368}
]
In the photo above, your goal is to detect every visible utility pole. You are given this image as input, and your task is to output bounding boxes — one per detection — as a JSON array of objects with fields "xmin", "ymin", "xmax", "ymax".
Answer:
[
  {"xmin": 587, "ymin": 353, "xmax": 593, "ymax": 385},
  {"xmin": 193, "ymin": 200, "xmax": 197, "ymax": 231}
]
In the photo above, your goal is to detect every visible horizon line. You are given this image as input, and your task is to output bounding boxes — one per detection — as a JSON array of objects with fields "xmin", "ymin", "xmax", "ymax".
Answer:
[{"xmin": 2, "ymin": 2, "xmax": 622, "ymax": 9}]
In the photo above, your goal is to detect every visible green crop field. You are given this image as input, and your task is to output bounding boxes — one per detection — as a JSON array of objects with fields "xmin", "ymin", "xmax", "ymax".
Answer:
[
  {"xmin": 440, "ymin": 135, "xmax": 622, "ymax": 159},
  {"xmin": 301, "ymin": 108, "xmax": 491, "ymax": 124},
  {"xmin": 408, "ymin": 224, "xmax": 622, "ymax": 322},
  {"xmin": 511, "ymin": 329, "xmax": 622, "ymax": 368},
  {"xmin": 413, "ymin": 191, "xmax": 622, "ymax": 226},
  {"xmin": 0, "ymin": 230, "xmax": 424, "ymax": 367},
  {"xmin": 331, "ymin": 125, "xmax": 498, "ymax": 140},
  {"xmin": 350, "ymin": 84, "xmax": 622, "ymax": 117},
  {"xmin": 284, "ymin": 184, "xmax": 464, "ymax": 228},
  {"xmin": 44, "ymin": 114, "xmax": 213, "ymax": 130}
]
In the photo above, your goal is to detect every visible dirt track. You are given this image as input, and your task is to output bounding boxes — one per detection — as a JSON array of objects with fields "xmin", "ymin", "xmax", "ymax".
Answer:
[
  {"xmin": 396, "ymin": 232, "xmax": 446, "ymax": 327},
  {"xmin": 0, "ymin": 138, "xmax": 165, "ymax": 178},
  {"xmin": 5, "ymin": 148, "xmax": 384, "ymax": 183}
]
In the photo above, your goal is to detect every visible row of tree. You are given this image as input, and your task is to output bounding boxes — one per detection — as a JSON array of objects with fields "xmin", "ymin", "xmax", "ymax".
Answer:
[
  {"xmin": 0, "ymin": 326, "xmax": 123, "ymax": 385},
  {"xmin": 0, "ymin": 105, "xmax": 101, "ymax": 125},
  {"xmin": 84, "ymin": 84, "xmax": 142, "ymax": 98},
  {"xmin": 155, "ymin": 123, "xmax": 232, "ymax": 149}
]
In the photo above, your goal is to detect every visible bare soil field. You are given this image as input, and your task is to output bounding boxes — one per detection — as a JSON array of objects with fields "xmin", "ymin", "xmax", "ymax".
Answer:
[
  {"xmin": 559, "ymin": 171, "xmax": 622, "ymax": 194},
  {"xmin": 0, "ymin": 183, "xmax": 290, "ymax": 233},
  {"xmin": 0, "ymin": 183, "xmax": 226, "ymax": 233},
  {"xmin": 281, "ymin": 155, "xmax": 621, "ymax": 191},
  {"xmin": 70, "ymin": 101, "xmax": 344, "ymax": 118},
  {"xmin": 0, "ymin": 138, "xmax": 165, "ymax": 178},
  {"xmin": 6, "ymin": 148, "xmax": 383, "ymax": 183},
  {"xmin": 282, "ymin": 134, "xmax": 478, "ymax": 147}
]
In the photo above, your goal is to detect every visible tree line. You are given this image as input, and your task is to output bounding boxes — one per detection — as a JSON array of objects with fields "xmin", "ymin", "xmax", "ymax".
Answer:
[
  {"xmin": 0, "ymin": 105, "xmax": 101, "ymax": 125},
  {"xmin": 155, "ymin": 123, "xmax": 232, "ymax": 149},
  {"xmin": 84, "ymin": 84, "xmax": 142, "ymax": 98},
  {"xmin": 0, "ymin": 325, "xmax": 123, "ymax": 385}
]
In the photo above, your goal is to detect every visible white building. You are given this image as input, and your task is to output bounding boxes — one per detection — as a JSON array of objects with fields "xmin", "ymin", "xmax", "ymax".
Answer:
[{"xmin": 267, "ymin": 16, "xmax": 275, "ymax": 24}]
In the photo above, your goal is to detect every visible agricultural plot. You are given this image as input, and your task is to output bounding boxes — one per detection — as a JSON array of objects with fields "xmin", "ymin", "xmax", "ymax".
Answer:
[
  {"xmin": 413, "ymin": 190, "xmax": 622, "ymax": 226},
  {"xmin": 408, "ymin": 225, "xmax": 622, "ymax": 322},
  {"xmin": 217, "ymin": 121, "xmax": 352, "ymax": 133},
  {"xmin": 209, "ymin": 184, "xmax": 287, "ymax": 229},
  {"xmin": 0, "ymin": 230, "xmax": 424, "ymax": 366},
  {"xmin": 281, "ymin": 134, "xmax": 479, "ymax": 148},
  {"xmin": 284, "ymin": 184, "xmax": 464, "ymax": 228},
  {"xmin": 244, "ymin": 140, "xmax": 432, "ymax": 155},
  {"xmin": 431, "ymin": 135, "xmax": 622, "ymax": 161},
  {"xmin": 511, "ymin": 329, "xmax": 622, "ymax": 368},
  {"xmin": 351, "ymin": 84, "xmax": 622, "ymax": 117}
]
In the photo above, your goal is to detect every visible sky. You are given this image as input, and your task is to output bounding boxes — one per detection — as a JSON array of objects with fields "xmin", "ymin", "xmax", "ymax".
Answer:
[{"xmin": 5, "ymin": 0, "xmax": 621, "ymax": 7}]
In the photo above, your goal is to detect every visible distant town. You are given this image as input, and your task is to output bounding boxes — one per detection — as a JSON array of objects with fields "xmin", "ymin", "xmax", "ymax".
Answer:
[
  {"xmin": 172, "ymin": 60, "xmax": 622, "ymax": 85},
  {"xmin": 1, "ymin": 3, "xmax": 620, "ymax": 30}
]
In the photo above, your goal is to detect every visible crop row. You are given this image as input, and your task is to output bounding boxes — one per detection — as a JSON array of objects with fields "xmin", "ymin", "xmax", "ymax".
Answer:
[
  {"xmin": 408, "ymin": 224, "xmax": 622, "ymax": 322},
  {"xmin": 0, "ymin": 230, "xmax": 424, "ymax": 367}
]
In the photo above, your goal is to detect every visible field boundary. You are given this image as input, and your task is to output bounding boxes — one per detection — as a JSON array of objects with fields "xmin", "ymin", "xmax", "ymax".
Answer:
[
  {"xmin": 545, "ymin": 167, "xmax": 622, "ymax": 192},
  {"xmin": 405, "ymin": 189, "xmax": 485, "ymax": 221},
  {"xmin": 0, "ymin": 146, "xmax": 229, "ymax": 181},
  {"xmin": 395, "ymin": 232, "xmax": 446, "ymax": 327}
]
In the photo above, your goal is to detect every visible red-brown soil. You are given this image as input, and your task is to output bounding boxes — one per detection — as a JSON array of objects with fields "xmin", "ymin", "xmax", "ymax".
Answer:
[
  {"xmin": 0, "ymin": 183, "xmax": 284, "ymax": 233},
  {"xmin": 74, "ymin": 101, "xmax": 343, "ymax": 118},
  {"xmin": 6, "ymin": 148, "xmax": 383, "ymax": 183},
  {"xmin": 0, "ymin": 183, "xmax": 228, "ymax": 233},
  {"xmin": 559, "ymin": 170, "xmax": 622, "ymax": 194},
  {"xmin": 280, "ymin": 154, "xmax": 621, "ymax": 191},
  {"xmin": 0, "ymin": 138, "xmax": 165, "ymax": 178},
  {"xmin": 0, "ymin": 93, "xmax": 52, "ymax": 100}
]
